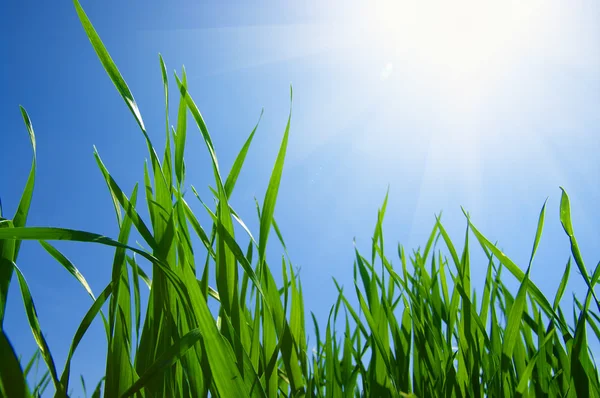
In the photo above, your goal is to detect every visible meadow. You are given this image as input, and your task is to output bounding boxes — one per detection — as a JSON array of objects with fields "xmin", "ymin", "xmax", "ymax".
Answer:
[{"xmin": 1, "ymin": 1, "xmax": 599, "ymax": 397}]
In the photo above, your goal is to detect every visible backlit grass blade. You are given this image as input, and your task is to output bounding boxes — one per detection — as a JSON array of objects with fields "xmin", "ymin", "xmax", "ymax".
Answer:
[
  {"xmin": 502, "ymin": 200, "xmax": 547, "ymax": 370},
  {"xmin": 0, "ymin": 227, "xmax": 163, "ymax": 268},
  {"xmin": 126, "ymin": 255, "xmax": 151, "ymax": 289},
  {"xmin": 528, "ymin": 198, "xmax": 547, "ymax": 268},
  {"xmin": 59, "ymin": 282, "xmax": 113, "ymax": 391},
  {"xmin": 39, "ymin": 241, "xmax": 95, "ymax": 300},
  {"xmin": 554, "ymin": 258, "xmax": 571, "ymax": 312},
  {"xmin": 12, "ymin": 106, "xmax": 37, "ymax": 258},
  {"xmin": 129, "ymin": 254, "xmax": 142, "ymax": 351},
  {"xmin": 465, "ymin": 212, "xmax": 564, "ymax": 328},
  {"xmin": 435, "ymin": 216, "xmax": 461, "ymax": 269},
  {"xmin": 560, "ymin": 188, "xmax": 600, "ymax": 312},
  {"xmin": 159, "ymin": 54, "xmax": 169, "ymax": 145},
  {"xmin": 73, "ymin": 0, "xmax": 166, "ymax": 203},
  {"xmin": 174, "ymin": 66, "xmax": 187, "ymax": 186},
  {"xmin": 105, "ymin": 185, "xmax": 138, "ymax": 397},
  {"xmin": 0, "ymin": 221, "xmax": 16, "ymax": 328},
  {"xmin": 8, "ymin": 260, "xmax": 64, "ymax": 396},
  {"xmin": 0, "ymin": 330, "xmax": 31, "ymax": 398},
  {"xmin": 258, "ymin": 87, "xmax": 292, "ymax": 267},
  {"xmin": 224, "ymin": 109, "xmax": 263, "ymax": 198},
  {"xmin": 94, "ymin": 149, "xmax": 157, "ymax": 251},
  {"xmin": 0, "ymin": 107, "xmax": 36, "ymax": 328},
  {"xmin": 73, "ymin": 0, "xmax": 144, "ymax": 131},
  {"xmin": 174, "ymin": 74, "xmax": 223, "ymax": 184}
]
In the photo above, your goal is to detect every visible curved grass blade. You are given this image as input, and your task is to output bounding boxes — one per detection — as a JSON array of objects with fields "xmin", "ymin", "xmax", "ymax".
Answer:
[
  {"xmin": 12, "ymin": 106, "xmax": 37, "ymax": 258},
  {"xmin": 39, "ymin": 241, "xmax": 95, "ymax": 300},
  {"xmin": 93, "ymin": 149, "xmax": 157, "ymax": 251},
  {"xmin": 73, "ymin": 0, "xmax": 166, "ymax": 198},
  {"xmin": 0, "ymin": 227, "xmax": 162, "ymax": 268},
  {"xmin": 73, "ymin": 0, "xmax": 144, "ymax": 132},
  {"xmin": 7, "ymin": 260, "xmax": 64, "ymax": 396},
  {"xmin": 0, "ymin": 107, "xmax": 36, "ymax": 327},
  {"xmin": 559, "ymin": 188, "xmax": 600, "ymax": 312}
]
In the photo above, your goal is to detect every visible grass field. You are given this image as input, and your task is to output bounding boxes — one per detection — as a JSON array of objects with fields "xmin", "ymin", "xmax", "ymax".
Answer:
[{"xmin": 1, "ymin": 1, "xmax": 599, "ymax": 397}]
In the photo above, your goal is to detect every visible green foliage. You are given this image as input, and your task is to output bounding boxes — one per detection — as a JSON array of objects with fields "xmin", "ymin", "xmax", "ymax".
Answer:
[{"xmin": 1, "ymin": 1, "xmax": 599, "ymax": 396}]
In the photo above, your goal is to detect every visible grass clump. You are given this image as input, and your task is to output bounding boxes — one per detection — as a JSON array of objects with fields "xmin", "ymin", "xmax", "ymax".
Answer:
[{"xmin": 1, "ymin": 1, "xmax": 599, "ymax": 397}]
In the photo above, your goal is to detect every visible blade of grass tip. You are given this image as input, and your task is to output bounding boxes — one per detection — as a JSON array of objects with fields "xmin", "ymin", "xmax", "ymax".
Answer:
[
  {"xmin": 224, "ymin": 109, "xmax": 264, "ymax": 198},
  {"xmin": 23, "ymin": 349, "xmax": 41, "ymax": 379},
  {"xmin": 435, "ymin": 216, "xmax": 461, "ymax": 271},
  {"xmin": 126, "ymin": 255, "xmax": 151, "ymax": 289},
  {"xmin": 258, "ymin": 86, "xmax": 292, "ymax": 267},
  {"xmin": 12, "ymin": 106, "xmax": 37, "ymax": 258},
  {"xmin": 91, "ymin": 378, "xmax": 104, "ymax": 398},
  {"xmin": 0, "ymin": 107, "xmax": 36, "ymax": 327},
  {"xmin": 528, "ymin": 198, "xmax": 548, "ymax": 269},
  {"xmin": 39, "ymin": 241, "xmax": 95, "ymax": 300},
  {"xmin": 553, "ymin": 258, "xmax": 571, "ymax": 312},
  {"xmin": 463, "ymin": 209, "xmax": 563, "ymax": 328},
  {"xmin": 371, "ymin": 187, "xmax": 389, "ymax": 265},
  {"xmin": 559, "ymin": 188, "xmax": 599, "ymax": 312},
  {"xmin": 500, "ymin": 198, "xmax": 547, "ymax": 367},
  {"xmin": 73, "ymin": 0, "xmax": 166, "ymax": 190},
  {"xmin": 422, "ymin": 220, "xmax": 440, "ymax": 267},
  {"xmin": 174, "ymin": 74, "xmax": 224, "ymax": 186},
  {"xmin": 0, "ymin": 330, "xmax": 30, "ymax": 398},
  {"xmin": 174, "ymin": 66, "xmax": 187, "ymax": 186},
  {"xmin": 59, "ymin": 282, "xmax": 112, "ymax": 391},
  {"xmin": 7, "ymin": 260, "xmax": 64, "ymax": 396},
  {"xmin": 272, "ymin": 217, "xmax": 290, "ymax": 260},
  {"xmin": 159, "ymin": 54, "xmax": 169, "ymax": 141},
  {"xmin": 74, "ymin": 0, "xmax": 144, "ymax": 129},
  {"xmin": 81, "ymin": 375, "xmax": 87, "ymax": 398},
  {"xmin": 502, "ymin": 274, "xmax": 530, "ymax": 375},
  {"xmin": 181, "ymin": 198, "xmax": 214, "ymax": 257},
  {"xmin": 93, "ymin": 148, "xmax": 157, "ymax": 251}
]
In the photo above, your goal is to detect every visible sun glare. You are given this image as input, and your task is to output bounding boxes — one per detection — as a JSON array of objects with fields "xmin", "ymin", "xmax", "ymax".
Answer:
[{"xmin": 363, "ymin": 0, "xmax": 542, "ymax": 111}]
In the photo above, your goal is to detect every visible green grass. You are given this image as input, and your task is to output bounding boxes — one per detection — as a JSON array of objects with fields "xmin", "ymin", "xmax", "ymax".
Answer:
[{"xmin": 1, "ymin": 1, "xmax": 600, "ymax": 396}]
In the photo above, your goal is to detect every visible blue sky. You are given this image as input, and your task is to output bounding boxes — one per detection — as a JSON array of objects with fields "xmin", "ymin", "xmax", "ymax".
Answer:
[{"xmin": 2, "ymin": 0, "xmax": 599, "ymax": 395}]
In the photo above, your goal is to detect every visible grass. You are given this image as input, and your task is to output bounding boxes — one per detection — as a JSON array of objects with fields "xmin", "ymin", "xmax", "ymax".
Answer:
[{"xmin": 1, "ymin": 0, "xmax": 600, "ymax": 396}]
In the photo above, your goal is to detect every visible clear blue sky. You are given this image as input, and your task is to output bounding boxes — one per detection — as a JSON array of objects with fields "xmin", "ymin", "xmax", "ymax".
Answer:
[{"xmin": 2, "ymin": 0, "xmax": 599, "ymax": 396}]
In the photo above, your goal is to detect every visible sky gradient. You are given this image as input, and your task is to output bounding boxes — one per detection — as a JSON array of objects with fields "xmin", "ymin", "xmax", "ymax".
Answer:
[{"xmin": 2, "ymin": 1, "xmax": 599, "ymax": 396}]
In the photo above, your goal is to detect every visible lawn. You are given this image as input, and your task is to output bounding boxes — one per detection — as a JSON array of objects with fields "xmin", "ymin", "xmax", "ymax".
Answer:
[{"xmin": 1, "ymin": 1, "xmax": 599, "ymax": 397}]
